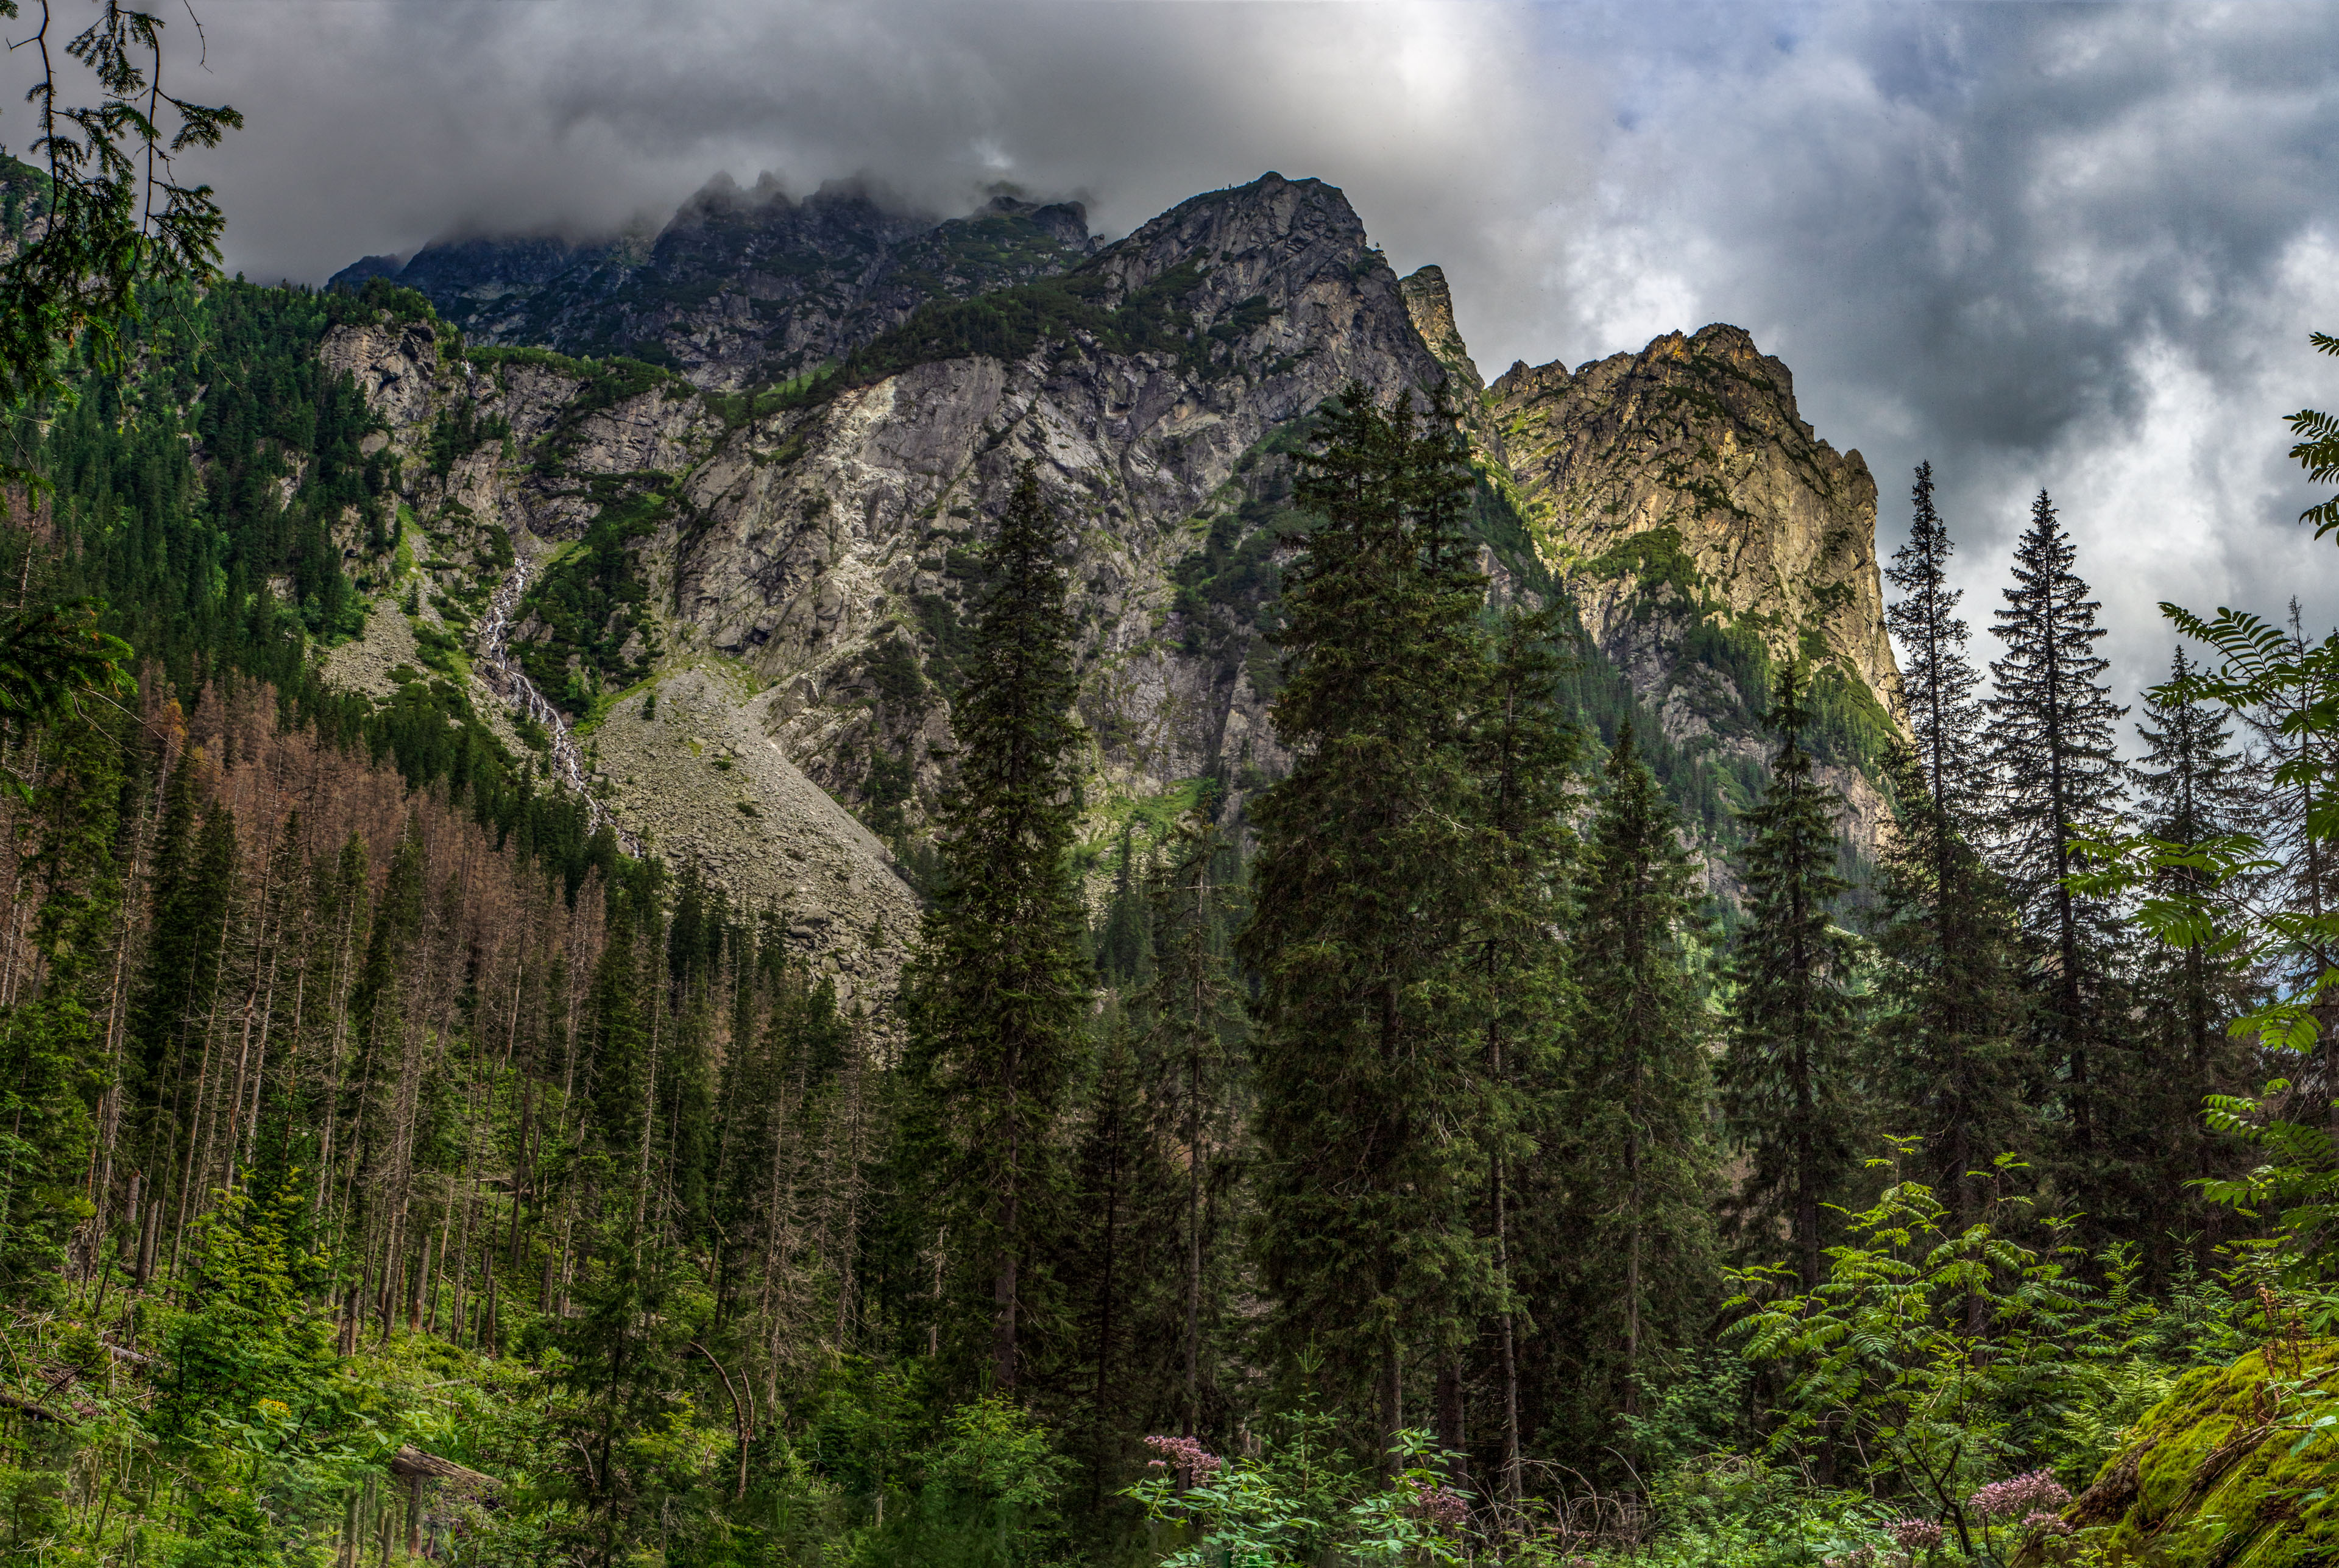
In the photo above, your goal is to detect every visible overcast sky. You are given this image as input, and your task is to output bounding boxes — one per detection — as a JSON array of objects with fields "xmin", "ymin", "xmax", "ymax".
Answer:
[{"xmin": 15, "ymin": 0, "xmax": 2337, "ymax": 722}]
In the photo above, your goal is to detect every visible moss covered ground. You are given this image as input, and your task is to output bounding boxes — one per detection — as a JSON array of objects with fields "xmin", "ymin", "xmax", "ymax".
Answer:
[{"xmin": 2068, "ymin": 1338, "xmax": 2339, "ymax": 1567}]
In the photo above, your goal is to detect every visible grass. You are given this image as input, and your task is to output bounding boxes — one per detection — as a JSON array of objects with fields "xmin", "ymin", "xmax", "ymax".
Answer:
[{"xmin": 1072, "ymin": 777, "xmax": 1210, "ymax": 878}]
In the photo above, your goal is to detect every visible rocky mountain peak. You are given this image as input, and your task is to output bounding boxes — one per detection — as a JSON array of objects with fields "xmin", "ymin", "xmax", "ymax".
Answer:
[
  {"xmin": 316, "ymin": 172, "xmax": 1906, "ymax": 930},
  {"xmin": 337, "ymin": 178, "xmax": 1099, "ymax": 390},
  {"xmin": 1399, "ymin": 264, "xmax": 1484, "ymax": 394},
  {"xmin": 1492, "ymin": 317, "xmax": 1903, "ymax": 863},
  {"xmin": 978, "ymin": 191, "xmax": 1091, "ymax": 248},
  {"xmin": 1087, "ymin": 171, "xmax": 1366, "ymax": 300}
]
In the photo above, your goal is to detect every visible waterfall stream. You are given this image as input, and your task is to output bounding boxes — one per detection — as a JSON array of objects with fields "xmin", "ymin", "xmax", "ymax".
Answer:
[{"xmin": 475, "ymin": 560, "xmax": 643, "ymax": 856}]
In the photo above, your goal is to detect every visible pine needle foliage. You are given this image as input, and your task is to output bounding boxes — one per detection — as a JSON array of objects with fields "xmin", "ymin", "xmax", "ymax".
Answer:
[
  {"xmin": 1722, "ymin": 663, "xmax": 1864, "ymax": 1288},
  {"xmin": 2120, "ymin": 649, "xmax": 2262, "ymax": 1263},
  {"xmin": 1890, "ymin": 464, "xmax": 1989, "ymax": 827},
  {"xmin": 1985, "ymin": 489, "xmax": 2128, "ymax": 1159},
  {"xmin": 1541, "ymin": 721, "xmax": 1717, "ymax": 1450},
  {"xmin": 902, "ymin": 461, "xmax": 1092, "ymax": 1395},
  {"xmin": 1876, "ymin": 465, "xmax": 2031, "ymax": 1226},
  {"xmin": 1141, "ymin": 811, "xmax": 1247, "ymax": 1444},
  {"xmin": 1240, "ymin": 380, "xmax": 1490, "ymax": 1456},
  {"xmin": 1468, "ymin": 604, "xmax": 1585, "ymax": 1492}
]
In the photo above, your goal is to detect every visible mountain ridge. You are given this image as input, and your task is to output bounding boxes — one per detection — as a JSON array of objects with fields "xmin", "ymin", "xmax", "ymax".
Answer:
[
  {"xmin": 334, "ymin": 177, "xmax": 1099, "ymax": 390},
  {"xmin": 318, "ymin": 171, "xmax": 1903, "ymax": 928}
]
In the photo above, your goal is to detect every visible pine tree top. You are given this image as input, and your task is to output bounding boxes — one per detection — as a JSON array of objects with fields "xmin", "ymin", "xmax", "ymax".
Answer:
[
  {"xmin": 1983, "ymin": 487, "xmax": 2128, "ymax": 899},
  {"xmin": 1887, "ymin": 462, "xmax": 1986, "ymax": 821}
]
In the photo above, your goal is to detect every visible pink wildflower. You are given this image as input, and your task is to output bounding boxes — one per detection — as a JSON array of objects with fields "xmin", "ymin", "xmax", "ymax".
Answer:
[
  {"xmin": 1886, "ymin": 1518, "xmax": 1944, "ymax": 1555},
  {"xmin": 2022, "ymin": 1510, "xmax": 2073, "ymax": 1536},
  {"xmin": 1142, "ymin": 1433, "xmax": 1223, "ymax": 1486},
  {"xmin": 1968, "ymin": 1471, "xmax": 2071, "ymax": 1522}
]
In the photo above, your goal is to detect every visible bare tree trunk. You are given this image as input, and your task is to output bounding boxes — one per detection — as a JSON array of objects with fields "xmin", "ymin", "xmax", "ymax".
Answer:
[
  {"xmin": 1377, "ymin": 1334, "xmax": 1402, "ymax": 1481},
  {"xmin": 993, "ymin": 1092, "xmax": 1020, "ymax": 1393},
  {"xmin": 1624, "ymin": 1040, "xmax": 1645, "ymax": 1419},
  {"xmin": 1492, "ymin": 1159, "xmax": 1524, "ymax": 1506}
]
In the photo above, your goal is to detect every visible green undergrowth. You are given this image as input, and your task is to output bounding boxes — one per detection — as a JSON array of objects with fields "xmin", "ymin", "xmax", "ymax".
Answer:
[
  {"xmin": 514, "ymin": 478, "xmax": 670, "ymax": 716},
  {"xmin": 1076, "ymin": 778, "xmax": 1211, "ymax": 876}
]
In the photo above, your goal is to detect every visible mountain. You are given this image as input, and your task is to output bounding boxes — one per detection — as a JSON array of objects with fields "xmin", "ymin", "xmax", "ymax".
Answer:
[
  {"xmin": 1489, "ymin": 323, "xmax": 1903, "ymax": 853},
  {"xmin": 317, "ymin": 171, "xmax": 1904, "ymax": 950},
  {"xmin": 333, "ymin": 176, "xmax": 1096, "ymax": 390}
]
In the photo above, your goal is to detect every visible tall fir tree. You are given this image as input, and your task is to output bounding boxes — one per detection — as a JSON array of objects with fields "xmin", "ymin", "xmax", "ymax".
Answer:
[
  {"xmin": 901, "ymin": 461, "xmax": 1091, "ymax": 1394},
  {"xmin": 1467, "ymin": 605, "xmax": 1582, "ymax": 1496},
  {"xmin": 1894, "ymin": 465, "xmax": 1989, "ymax": 825},
  {"xmin": 1532, "ymin": 721, "xmax": 1714, "ymax": 1463},
  {"xmin": 127, "ymin": 747, "xmax": 233, "ymax": 1211},
  {"xmin": 2126, "ymin": 648, "xmax": 2260, "ymax": 1265},
  {"xmin": 1721, "ymin": 663, "xmax": 1863, "ymax": 1290},
  {"xmin": 1064, "ymin": 1012, "xmax": 1176, "ymax": 1500},
  {"xmin": 1093, "ymin": 825, "xmax": 1152, "ymax": 987},
  {"xmin": 1877, "ymin": 464, "xmax": 2031, "ymax": 1225},
  {"xmin": 1984, "ymin": 489, "xmax": 2128, "ymax": 1160},
  {"xmin": 1240, "ymin": 382, "xmax": 1490, "ymax": 1460},
  {"xmin": 1141, "ymin": 810, "xmax": 1246, "ymax": 1444}
]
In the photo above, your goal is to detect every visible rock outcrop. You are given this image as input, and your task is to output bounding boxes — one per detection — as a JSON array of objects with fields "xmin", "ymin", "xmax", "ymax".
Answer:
[
  {"xmin": 666, "ymin": 172, "xmax": 1448, "ymax": 821},
  {"xmin": 1494, "ymin": 327, "xmax": 1895, "ymax": 710},
  {"xmin": 2057, "ymin": 1338, "xmax": 2339, "ymax": 1568},
  {"xmin": 1489, "ymin": 325, "xmax": 1903, "ymax": 861}
]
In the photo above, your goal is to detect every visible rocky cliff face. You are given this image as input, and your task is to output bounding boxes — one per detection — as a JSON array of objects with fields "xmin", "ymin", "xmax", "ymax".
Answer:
[
  {"xmin": 310, "ymin": 173, "xmax": 1453, "ymax": 1008},
  {"xmin": 674, "ymin": 172, "xmax": 1447, "ymax": 823},
  {"xmin": 336, "ymin": 179, "xmax": 1096, "ymax": 390},
  {"xmin": 312, "ymin": 317, "xmax": 921, "ymax": 1014},
  {"xmin": 1488, "ymin": 325, "xmax": 1903, "ymax": 861},
  {"xmin": 314, "ymin": 171, "xmax": 1905, "ymax": 954},
  {"xmin": 1400, "ymin": 263, "xmax": 1509, "ymax": 471}
]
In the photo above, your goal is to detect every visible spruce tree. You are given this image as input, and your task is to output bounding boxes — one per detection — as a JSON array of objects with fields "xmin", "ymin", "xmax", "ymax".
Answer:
[
  {"xmin": 1984, "ymin": 490, "xmax": 2128, "ymax": 1156},
  {"xmin": 1141, "ymin": 811, "xmax": 1245, "ymax": 1443},
  {"xmin": 1065, "ymin": 1015, "xmax": 1174, "ymax": 1497},
  {"xmin": 1892, "ymin": 465, "xmax": 1989, "ymax": 825},
  {"xmin": 345, "ymin": 816, "xmax": 426, "ymax": 1251},
  {"xmin": 1877, "ymin": 465, "xmax": 2030, "ymax": 1225},
  {"xmin": 902, "ymin": 461, "xmax": 1091, "ymax": 1394},
  {"xmin": 1093, "ymin": 825, "xmax": 1152, "ymax": 986},
  {"xmin": 127, "ymin": 747, "xmax": 228, "ymax": 1202},
  {"xmin": 2126, "ymin": 648, "xmax": 2259, "ymax": 1262},
  {"xmin": 1240, "ymin": 382, "xmax": 1489, "ymax": 1458},
  {"xmin": 1468, "ymin": 605, "xmax": 1582, "ymax": 1494},
  {"xmin": 1537, "ymin": 722, "xmax": 1714, "ymax": 1449},
  {"xmin": 1721, "ymin": 664, "xmax": 1863, "ymax": 1289}
]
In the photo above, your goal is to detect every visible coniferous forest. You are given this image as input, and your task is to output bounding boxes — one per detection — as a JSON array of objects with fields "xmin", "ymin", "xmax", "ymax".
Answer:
[{"xmin": 7, "ymin": 36, "xmax": 2339, "ymax": 1568}]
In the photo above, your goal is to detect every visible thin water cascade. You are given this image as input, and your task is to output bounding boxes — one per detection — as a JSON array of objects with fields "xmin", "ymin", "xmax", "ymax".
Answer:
[{"xmin": 476, "ymin": 555, "xmax": 643, "ymax": 856}]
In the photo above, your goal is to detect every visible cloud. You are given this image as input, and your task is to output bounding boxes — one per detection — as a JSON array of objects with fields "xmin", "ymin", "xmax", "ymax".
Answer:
[
  {"xmin": 111, "ymin": 2, "xmax": 1586, "ymax": 289},
  {"xmin": 1506, "ymin": 2, "xmax": 2339, "ymax": 719},
  {"xmin": 15, "ymin": 0, "xmax": 2339, "ymax": 721}
]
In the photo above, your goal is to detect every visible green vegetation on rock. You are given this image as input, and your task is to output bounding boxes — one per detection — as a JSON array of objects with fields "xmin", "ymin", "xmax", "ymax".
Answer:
[{"xmin": 2070, "ymin": 1339, "xmax": 2339, "ymax": 1568}]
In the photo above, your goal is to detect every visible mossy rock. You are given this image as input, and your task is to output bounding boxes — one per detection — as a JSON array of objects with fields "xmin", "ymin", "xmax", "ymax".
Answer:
[{"xmin": 2064, "ymin": 1339, "xmax": 2339, "ymax": 1567}]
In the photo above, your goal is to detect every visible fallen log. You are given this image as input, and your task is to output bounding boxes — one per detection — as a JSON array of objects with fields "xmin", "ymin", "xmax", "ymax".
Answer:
[{"xmin": 0, "ymin": 1388, "xmax": 65, "ymax": 1422}]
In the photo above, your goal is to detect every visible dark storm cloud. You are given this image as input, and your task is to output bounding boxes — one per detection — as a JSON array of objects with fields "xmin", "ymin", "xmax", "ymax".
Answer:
[
  {"xmin": 102, "ymin": 1, "xmax": 1580, "ymax": 288},
  {"xmin": 1513, "ymin": 3, "xmax": 2339, "ymax": 710},
  {"xmin": 12, "ymin": 0, "xmax": 2335, "ymax": 712}
]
